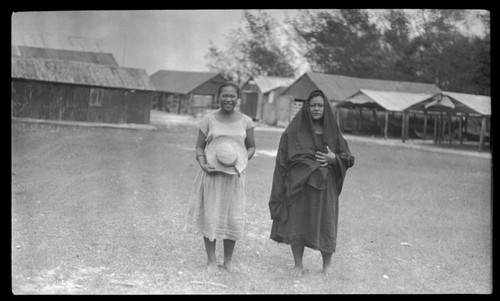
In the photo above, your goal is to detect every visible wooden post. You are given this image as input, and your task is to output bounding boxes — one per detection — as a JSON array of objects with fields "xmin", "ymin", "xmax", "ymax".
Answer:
[
  {"xmin": 401, "ymin": 111, "xmax": 406, "ymax": 142},
  {"xmin": 373, "ymin": 109, "xmax": 382, "ymax": 135},
  {"xmin": 464, "ymin": 114, "xmax": 468, "ymax": 141},
  {"xmin": 478, "ymin": 116, "xmax": 487, "ymax": 152},
  {"xmin": 336, "ymin": 107, "xmax": 340, "ymax": 127},
  {"xmin": 357, "ymin": 108, "xmax": 362, "ymax": 131},
  {"xmin": 407, "ymin": 113, "xmax": 411, "ymax": 140},
  {"xmin": 434, "ymin": 115, "xmax": 438, "ymax": 144},
  {"xmin": 384, "ymin": 111, "xmax": 389, "ymax": 139},
  {"xmin": 448, "ymin": 113, "xmax": 452, "ymax": 144},
  {"xmin": 458, "ymin": 114, "xmax": 463, "ymax": 145},
  {"xmin": 440, "ymin": 113, "xmax": 445, "ymax": 144},
  {"xmin": 177, "ymin": 95, "xmax": 182, "ymax": 115},
  {"xmin": 405, "ymin": 113, "xmax": 410, "ymax": 139},
  {"xmin": 438, "ymin": 114, "xmax": 443, "ymax": 144},
  {"xmin": 423, "ymin": 112, "xmax": 428, "ymax": 140}
]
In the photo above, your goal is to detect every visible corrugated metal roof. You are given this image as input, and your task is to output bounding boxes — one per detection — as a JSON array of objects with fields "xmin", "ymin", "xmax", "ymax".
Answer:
[
  {"xmin": 406, "ymin": 94, "xmax": 457, "ymax": 113},
  {"xmin": 17, "ymin": 46, "xmax": 119, "ymax": 67},
  {"xmin": 11, "ymin": 56, "xmax": 155, "ymax": 91},
  {"xmin": 251, "ymin": 76, "xmax": 295, "ymax": 94},
  {"xmin": 442, "ymin": 91, "xmax": 491, "ymax": 116},
  {"xmin": 150, "ymin": 70, "xmax": 221, "ymax": 94},
  {"xmin": 283, "ymin": 72, "xmax": 442, "ymax": 102},
  {"xmin": 343, "ymin": 89, "xmax": 491, "ymax": 116},
  {"xmin": 341, "ymin": 89, "xmax": 436, "ymax": 112}
]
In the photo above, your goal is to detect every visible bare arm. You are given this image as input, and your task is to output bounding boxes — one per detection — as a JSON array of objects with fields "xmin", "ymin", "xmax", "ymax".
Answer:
[
  {"xmin": 195, "ymin": 129, "xmax": 217, "ymax": 173},
  {"xmin": 245, "ymin": 127, "xmax": 256, "ymax": 160}
]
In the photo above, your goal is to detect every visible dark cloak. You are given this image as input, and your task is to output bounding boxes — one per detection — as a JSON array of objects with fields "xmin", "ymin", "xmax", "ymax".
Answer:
[{"xmin": 268, "ymin": 92, "xmax": 355, "ymax": 223}]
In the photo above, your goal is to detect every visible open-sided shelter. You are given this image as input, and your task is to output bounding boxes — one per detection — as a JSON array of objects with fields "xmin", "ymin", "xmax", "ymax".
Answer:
[
  {"xmin": 149, "ymin": 70, "xmax": 226, "ymax": 116},
  {"xmin": 407, "ymin": 91, "xmax": 491, "ymax": 150},
  {"xmin": 338, "ymin": 89, "xmax": 436, "ymax": 140}
]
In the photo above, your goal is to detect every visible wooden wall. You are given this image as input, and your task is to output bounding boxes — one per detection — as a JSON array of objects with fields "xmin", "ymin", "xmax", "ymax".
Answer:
[{"xmin": 11, "ymin": 80, "xmax": 152, "ymax": 124}]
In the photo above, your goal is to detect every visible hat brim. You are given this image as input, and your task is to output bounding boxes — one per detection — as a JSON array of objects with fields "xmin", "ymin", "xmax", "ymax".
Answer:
[{"xmin": 205, "ymin": 136, "xmax": 248, "ymax": 175}]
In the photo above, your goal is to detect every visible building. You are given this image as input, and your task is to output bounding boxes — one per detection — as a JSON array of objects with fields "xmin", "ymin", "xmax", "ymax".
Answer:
[
  {"xmin": 241, "ymin": 76, "xmax": 295, "ymax": 123},
  {"xmin": 339, "ymin": 89, "xmax": 438, "ymax": 140},
  {"xmin": 11, "ymin": 56, "xmax": 156, "ymax": 124},
  {"xmin": 149, "ymin": 70, "xmax": 226, "ymax": 116},
  {"xmin": 408, "ymin": 91, "xmax": 491, "ymax": 150},
  {"xmin": 281, "ymin": 72, "xmax": 442, "ymax": 129}
]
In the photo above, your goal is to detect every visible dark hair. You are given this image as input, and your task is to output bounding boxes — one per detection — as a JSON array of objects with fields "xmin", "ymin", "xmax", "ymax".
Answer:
[
  {"xmin": 218, "ymin": 81, "xmax": 241, "ymax": 98},
  {"xmin": 306, "ymin": 90, "xmax": 327, "ymax": 104}
]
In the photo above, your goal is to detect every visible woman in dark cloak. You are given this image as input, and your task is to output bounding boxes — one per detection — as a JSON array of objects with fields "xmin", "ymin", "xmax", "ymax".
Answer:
[{"xmin": 269, "ymin": 90, "xmax": 355, "ymax": 276}]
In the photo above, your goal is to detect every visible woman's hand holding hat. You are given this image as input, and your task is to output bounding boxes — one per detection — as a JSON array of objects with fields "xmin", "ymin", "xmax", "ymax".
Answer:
[
  {"xmin": 201, "ymin": 163, "xmax": 218, "ymax": 174},
  {"xmin": 197, "ymin": 154, "xmax": 219, "ymax": 174},
  {"xmin": 205, "ymin": 136, "xmax": 248, "ymax": 175}
]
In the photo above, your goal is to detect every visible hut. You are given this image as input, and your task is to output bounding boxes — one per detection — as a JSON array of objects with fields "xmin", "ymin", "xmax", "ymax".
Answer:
[
  {"xmin": 149, "ymin": 70, "xmax": 226, "ymax": 116},
  {"xmin": 281, "ymin": 72, "xmax": 441, "ymax": 129},
  {"xmin": 240, "ymin": 76, "xmax": 295, "ymax": 123},
  {"xmin": 407, "ymin": 91, "xmax": 491, "ymax": 151},
  {"xmin": 11, "ymin": 56, "xmax": 156, "ymax": 124}
]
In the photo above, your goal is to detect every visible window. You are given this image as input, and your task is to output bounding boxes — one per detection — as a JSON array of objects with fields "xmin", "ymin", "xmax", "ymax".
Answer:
[{"xmin": 89, "ymin": 88, "xmax": 105, "ymax": 107}]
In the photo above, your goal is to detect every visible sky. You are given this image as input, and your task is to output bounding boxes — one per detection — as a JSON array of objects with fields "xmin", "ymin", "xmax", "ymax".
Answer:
[
  {"xmin": 11, "ymin": 10, "xmax": 296, "ymax": 75},
  {"xmin": 11, "ymin": 9, "xmax": 488, "ymax": 76}
]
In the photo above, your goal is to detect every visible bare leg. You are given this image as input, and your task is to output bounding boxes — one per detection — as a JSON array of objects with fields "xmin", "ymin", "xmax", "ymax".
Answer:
[
  {"xmin": 291, "ymin": 244, "xmax": 305, "ymax": 276},
  {"xmin": 203, "ymin": 237, "xmax": 219, "ymax": 274},
  {"xmin": 321, "ymin": 251, "xmax": 333, "ymax": 274},
  {"xmin": 223, "ymin": 239, "xmax": 236, "ymax": 272}
]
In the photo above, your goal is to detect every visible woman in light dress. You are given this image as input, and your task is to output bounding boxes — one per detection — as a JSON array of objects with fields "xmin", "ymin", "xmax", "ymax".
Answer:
[{"xmin": 186, "ymin": 82, "xmax": 255, "ymax": 274}]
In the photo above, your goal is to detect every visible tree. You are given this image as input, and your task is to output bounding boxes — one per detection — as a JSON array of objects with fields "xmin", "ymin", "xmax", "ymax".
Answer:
[
  {"xmin": 204, "ymin": 43, "xmax": 235, "ymax": 81},
  {"xmin": 241, "ymin": 10, "xmax": 296, "ymax": 77},
  {"xmin": 204, "ymin": 10, "xmax": 296, "ymax": 85},
  {"xmin": 469, "ymin": 35, "xmax": 490, "ymax": 95},
  {"xmin": 377, "ymin": 9, "xmax": 415, "ymax": 81},
  {"xmin": 289, "ymin": 9, "xmax": 385, "ymax": 78}
]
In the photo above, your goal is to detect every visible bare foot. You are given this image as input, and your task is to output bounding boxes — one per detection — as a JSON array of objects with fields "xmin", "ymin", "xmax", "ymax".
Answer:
[
  {"xmin": 290, "ymin": 266, "xmax": 304, "ymax": 277},
  {"xmin": 206, "ymin": 262, "xmax": 220, "ymax": 275},
  {"xmin": 322, "ymin": 264, "xmax": 332, "ymax": 275},
  {"xmin": 223, "ymin": 261, "xmax": 237, "ymax": 273}
]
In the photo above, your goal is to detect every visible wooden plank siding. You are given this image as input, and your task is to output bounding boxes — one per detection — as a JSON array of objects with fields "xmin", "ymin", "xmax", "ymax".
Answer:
[{"xmin": 12, "ymin": 79, "xmax": 152, "ymax": 124}]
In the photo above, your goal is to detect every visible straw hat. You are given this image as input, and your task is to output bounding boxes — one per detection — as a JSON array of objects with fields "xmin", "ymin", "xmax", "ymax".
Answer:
[{"xmin": 205, "ymin": 136, "xmax": 248, "ymax": 176}]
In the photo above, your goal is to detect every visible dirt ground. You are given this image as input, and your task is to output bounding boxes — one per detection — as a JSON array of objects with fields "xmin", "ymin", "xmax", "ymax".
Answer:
[{"xmin": 11, "ymin": 112, "xmax": 492, "ymax": 294}]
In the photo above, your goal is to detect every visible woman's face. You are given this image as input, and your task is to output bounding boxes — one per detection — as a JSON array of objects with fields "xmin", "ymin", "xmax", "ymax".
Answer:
[
  {"xmin": 219, "ymin": 86, "xmax": 238, "ymax": 112},
  {"xmin": 309, "ymin": 96, "xmax": 325, "ymax": 121}
]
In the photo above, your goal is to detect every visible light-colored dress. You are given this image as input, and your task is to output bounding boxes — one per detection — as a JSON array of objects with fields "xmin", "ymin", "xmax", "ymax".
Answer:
[{"xmin": 186, "ymin": 112, "xmax": 254, "ymax": 241}]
